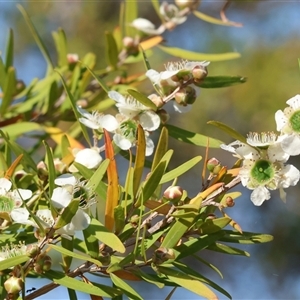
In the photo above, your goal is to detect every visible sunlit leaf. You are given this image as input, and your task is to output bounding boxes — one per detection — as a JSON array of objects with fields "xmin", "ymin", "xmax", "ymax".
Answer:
[
  {"xmin": 0, "ymin": 255, "xmax": 29, "ymax": 271},
  {"xmin": 219, "ymin": 230, "xmax": 274, "ymax": 244},
  {"xmin": 165, "ymin": 124, "xmax": 223, "ymax": 148},
  {"xmin": 207, "ymin": 120, "xmax": 247, "ymax": 143},
  {"xmin": 54, "ymin": 200, "xmax": 80, "ymax": 229},
  {"xmin": 44, "ymin": 141, "xmax": 56, "ymax": 198},
  {"xmin": 52, "ymin": 28, "xmax": 68, "ymax": 67},
  {"xmin": 207, "ymin": 242, "xmax": 250, "ymax": 256},
  {"xmin": 1, "ymin": 66, "xmax": 16, "ymax": 115},
  {"xmin": 127, "ymin": 89, "xmax": 157, "ymax": 111},
  {"xmin": 158, "ymin": 45, "xmax": 240, "ymax": 61},
  {"xmin": 152, "ymin": 126, "xmax": 169, "ymax": 171},
  {"xmin": 199, "ymin": 217, "xmax": 231, "ymax": 235},
  {"xmin": 140, "ymin": 36, "xmax": 163, "ymax": 50},
  {"xmin": 105, "ymin": 31, "xmax": 119, "ymax": 69},
  {"xmin": 124, "ymin": 0, "xmax": 137, "ymax": 37},
  {"xmin": 5, "ymin": 28, "xmax": 14, "ymax": 71}
]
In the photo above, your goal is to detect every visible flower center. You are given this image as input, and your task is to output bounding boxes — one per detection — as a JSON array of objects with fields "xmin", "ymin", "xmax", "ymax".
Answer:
[
  {"xmin": 289, "ymin": 110, "xmax": 300, "ymax": 132},
  {"xmin": 119, "ymin": 120, "xmax": 137, "ymax": 140},
  {"xmin": 0, "ymin": 195, "xmax": 15, "ymax": 212},
  {"xmin": 250, "ymin": 159, "xmax": 274, "ymax": 184}
]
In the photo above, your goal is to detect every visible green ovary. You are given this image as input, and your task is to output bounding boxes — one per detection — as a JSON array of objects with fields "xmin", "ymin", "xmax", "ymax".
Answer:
[
  {"xmin": 290, "ymin": 110, "xmax": 300, "ymax": 132},
  {"xmin": 250, "ymin": 160, "xmax": 274, "ymax": 184},
  {"xmin": 0, "ymin": 196, "xmax": 14, "ymax": 212}
]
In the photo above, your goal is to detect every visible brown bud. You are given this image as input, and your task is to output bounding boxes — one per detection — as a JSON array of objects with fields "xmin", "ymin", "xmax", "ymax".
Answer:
[
  {"xmin": 225, "ymin": 196, "xmax": 235, "ymax": 207},
  {"xmin": 175, "ymin": 86, "xmax": 196, "ymax": 106},
  {"xmin": 4, "ymin": 276, "xmax": 24, "ymax": 294},
  {"xmin": 152, "ymin": 247, "xmax": 175, "ymax": 265},
  {"xmin": 163, "ymin": 186, "xmax": 183, "ymax": 203},
  {"xmin": 192, "ymin": 65, "xmax": 208, "ymax": 82}
]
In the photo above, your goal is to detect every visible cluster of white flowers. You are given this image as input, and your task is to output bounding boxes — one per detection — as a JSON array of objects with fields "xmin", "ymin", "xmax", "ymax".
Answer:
[{"xmin": 221, "ymin": 95, "xmax": 300, "ymax": 206}]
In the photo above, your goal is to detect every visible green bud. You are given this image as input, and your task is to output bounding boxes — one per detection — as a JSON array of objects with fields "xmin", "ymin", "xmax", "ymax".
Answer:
[
  {"xmin": 4, "ymin": 276, "xmax": 24, "ymax": 295},
  {"xmin": 207, "ymin": 157, "xmax": 222, "ymax": 175}
]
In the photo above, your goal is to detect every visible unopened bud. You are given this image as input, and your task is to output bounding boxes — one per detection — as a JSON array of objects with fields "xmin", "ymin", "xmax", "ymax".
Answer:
[
  {"xmin": 26, "ymin": 244, "xmax": 40, "ymax": 258},
  {"xmin": 76, "ymin": 99, "xmax": 88, "ymax": 108},
  {"xmin": 192, "ymin": 65, "xmax": 208, "ymax": 82},
  {"xmin": 67, "ymin": 53, "xmax": 79, "ymax": 64},
  {"xmin": 123, "ymin": 36, "xmax": 135, "ymax": 49},
  {"xmin": 4, "ymin": 276, "xmax": 24, "ymax": 295},
  {"xmin": 152, "ymin": 247, "xmax": 175, "ymax": 265},
  {"xmin": 207, "ymin": 158, "xmax": 222, "ymax": 175},
  {"xmin": 148, "ymin": 94, "xmax": 164, "ymax": 108},
  {"xmin": 175, "ymin": 0, "xmax": 200, "ymax": 10},
  {"xmin": 174, "ymin": 86, "xmax": 196, "ymax": 106},
  {"xmin": 34, "ymin": 253, "xmax": 52, "ymax": 274},
  {"xmin": 130, "ymin": 215, "xmax": 140, "ymax": 227},
  {"xmin": 225, "ymin": 196, "xmax": 235, "ymax": 207},
  {"xmin": 163, "ymin": 186, "xmax": 183, "ymax": 203}
]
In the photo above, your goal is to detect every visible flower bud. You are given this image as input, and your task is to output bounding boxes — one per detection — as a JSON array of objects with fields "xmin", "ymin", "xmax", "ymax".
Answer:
[
  {"xmin": 130, "ymin": 215, "xmax": 140, "ymax": 227},
  {"xmin": 148, "ymin": 94, "xmax": 164, "ymax": 108},
  {"xmin": 4, "ymin": 276, "xmax": 24, "ymax": 295},
  {"xmin": 152, "ymin": 247, "xmax": 175, "ymax": 265},
  {"xmin": 175, "ymin": 0, "xmax": 201, "ymax": 10},
  {"xmin": 225, "ymin": 196, "xmax": 235, "ymax": 207},
  {"xmin": 67, "ymin": 53, "xmax": 79, "ymax": 64},
  {"xmin": 174, "ymin": 86, "xmax": 196, "ymax": 106},
  {"xmin": 192, "ymin": 65, "xmax": 208, "ymax": 82},
  {"xmin": 34, "ymin": 253, "xmax": 52, "ymax": 274},
  {"xmin": 26, "ymin": 244, "xmax": 40, "ymax": 258},
  {"xmin": 163, "ymin": 186, "xmax": 183, "ymax": 203},
  {"xmin": 76, "ymin": 99, "xmax": 88, "ymax": 108},
  {"xmin": 207, "ymin": 157, "xmax": 222, "ymax": 175}
]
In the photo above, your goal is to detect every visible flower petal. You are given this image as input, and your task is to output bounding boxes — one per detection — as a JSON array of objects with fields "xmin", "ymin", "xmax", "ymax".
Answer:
[
  {"xmin": 55, "ymin": 174, "xmax": 77, "ymax": 186},
  {"xmin": 250, "ymin": 186, "xmax": 271, "ymax": 206},
  {"xmin": 51, "ymin": 187, "xmax": 72, "ymax": 208}
]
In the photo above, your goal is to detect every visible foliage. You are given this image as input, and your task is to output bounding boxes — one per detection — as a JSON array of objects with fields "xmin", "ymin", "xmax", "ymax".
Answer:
[{"xmin": 2, "ymin": 1, "xmax": 298, "ymax": 299}]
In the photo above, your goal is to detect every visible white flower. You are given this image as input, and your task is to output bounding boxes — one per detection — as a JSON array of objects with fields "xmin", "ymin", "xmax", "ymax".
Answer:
[
  {"xmin": 69, "ymin": 148, "xmax": 103, "ymax": 172},
  {"xmin": 131, "ymin": 18, "xmax": 165, "ymax": 35},
  {"xmin": 0, "ymin": 242, "xmax": 27, "ymax": 261},
  {"xmin": 50, "ymin": 174, "xmax": 91, "ymax": 235},
  {"xmin": 275, "ymin": 94, "xmax": 300, "ymax": 155},
  {"xmin": 0, "ymin": 178, "xmax": 32, "ymax": 222},
  {"xmin": 108, "ymin": 91, "xmax": 160, "ymax": 132},
  {"xmin": 159, "ymin": 1, "xmax": 187, "ymax": 25},
  {"xmin": 221, "ymin": 134, "xmax": 300, "ymax": 205},
  {"xmin": 77, "ymin": 106, "xmax": 119, "ymax": 132}
]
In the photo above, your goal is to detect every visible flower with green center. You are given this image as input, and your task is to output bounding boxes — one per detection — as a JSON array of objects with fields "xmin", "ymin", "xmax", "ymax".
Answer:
[
  {"xmin": 221, "ymin": 134, "xmax": 300, "ymax": 205},
  {"xmin": 0, "ymin": 178, "xmax": 32, "ymax": 223},
  {"xmin": 275, "ymin": 94, "xmax": 300, "ymax": 155}
]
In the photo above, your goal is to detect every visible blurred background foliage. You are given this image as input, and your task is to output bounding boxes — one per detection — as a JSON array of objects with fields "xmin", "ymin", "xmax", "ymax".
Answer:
[{"xmin": 1, "ymin": 0, "xmax": 300, "ymax": 298}]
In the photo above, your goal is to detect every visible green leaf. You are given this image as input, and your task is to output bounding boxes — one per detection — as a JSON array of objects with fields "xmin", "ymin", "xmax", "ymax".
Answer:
[
  {"xmin": 160, "ymin": 156, "xmax": 202, "ymax": 184},
  {"xmin": 5, "ymin": 28, "xmax": 14, "ymax": 71},
  {"xmin": 0, "ymin": 56, "xmax": 6, "ymax": 90},
  {"xmin": 207, "ymin": 120, "xmax": 247, "ymax": 143},
  {"xmin": 152, "ymin": 124, "xmax": 169, "ymax": 171},
  {"xmin": 193, "ymin": 10, "xmax": 240, "ymax": 27},
  {"xmin": 165, "ymin": 124, "xmax": 223, "ymax": 148},
  {"xmin": 124, "ymin": 0, "xmax": 137, "ymax": 37},
  {"xmin": 110, "ymin": 273, "xmax": 143, "ymax": 300},
  {"xmin": 84, "ymin": 218, "xmax": 125, "ymax": 253},
  {"xmin": 199, "ymin": 217, "xmax": 231, "ymax": 234},
  {"xmin": 133, "ymin": 125, "xmax": 146, "ymax": 196},
  {"xmin": 0, "ymin": 255, "xmax": 29, "ymax": 271},
  {"xmin": 105, "ymin": 31, "xmax": 119, "ymax": 69},
  {"xmin": 61, "ymin": 237, "xmax": 74, "ymax": 271},
  {"xmin": 173, "ymin": 261, "xmax": 231, "ymax": 299},
  {"xmin": 131, "ymin": 268, "xmax": 164, "ymax": 289},
  {"xmin": 135, "ymin": 160, "xmax": 167, "ymax": 207},
  {"xmin": 55, "ymin": 70, "xmax": 91, "ymax": 146},
  {"xmin": 158, "ymin": 45, "xmax": 240, "ymax": 61},
  {"xmin": 54, "ymin": 200, "xmax": 80, "ymax": 229},
  {"xmin": 195, "ymin": 76, "xmax": 247, "ymax": 88},
  {"xmin": 157, "ymin": 266, "xmax": 218, "ymax": 300},
  {"xmin": 50, "ymin": 244, "xmax": 101, "ymax": 266},
  {"xmin": 1, "ymin": 66, "xmax": 16, "ymax": 115},
  {"xmin": 44, "ymin": 270, "xmax": 120, "ymax": 298},
  {"xmin": 0, "ymin": 122, "xmax": 43, "ymax": 137},
  {"xmin": 17, "ymin": 5, "xmax": 54, "ymax": 73},
  {"xmin": 83, "ymin": 225, "xmax": 99, "ymax": 258},
  {"xmin": 83, "ymin": 63, "xmax": 109, "ymax": 94},
  {"xmin": 114, "ymin": 205, "xmax": 125, "ymax": 235},
  {"xmin": 52, "ymin": 28, "xmax": 68, "ymax": 67},
  {"xmin": 206, "ymin": 242, "xmax": 250, "ymax": 256},
  {"xmin": 127, "ymin": 89, "xmax": 158, "ymax": 111},
  {"xmin": 44, "ymin": 141, "xmax": 56, "ymax": 198},
  {"xmin": 219, "ymin": 230, "xmax": 274, "ymax": 244}
]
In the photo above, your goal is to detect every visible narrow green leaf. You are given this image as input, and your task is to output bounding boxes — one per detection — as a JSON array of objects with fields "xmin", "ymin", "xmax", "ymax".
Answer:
[
  {"xmin": 61, "ymin": 135, "xmax": 71, "ymax": 158},
  {"xmin": 44, "ymin": 141, "xmax": 56, "ymax": 198},
  {"xmin": 0, "ymin": 56, "xmax": 6, "ymax": 90},
  {"xmin": 114, "ymin": 205, "xmax": 125, "ymax": 235},
  {"xmin": 105, "ymin": 31, "xmax": 119, "ymax": 69},
  {"xmin": 17, "ymin": 5, "xmax": 54, "ymax": 72},
  {"xmin": 50, "ymin": 244, "xmax": 101, "ymax": 266},
  {"xmin": 83, "ymin": 225, "xmax": 99, "ymax": 258},
  {"xmin": 195, "ymin": 76, "xmax": 247, "ymax": 88},
  {"xmin": 135, "ymin": 160, "xmax": 167, "ymax": 207},
  {"xmin": 131, "ymin": 269, "xmax": 164, "ymax": 289},
  {"xmin": 207, "ymin": 242, "xmax": 250, "ymax": 256},
  {"xmin": 54, "ymin": 200, "xmax": 80, "ymax": 229},
  {"xmin": 83, "ymin": 63, "xmax": 109, "ymax": 93},
  {"xmin": 151, "ymin": 0, "xmax": 161, "ymax": 18},
  {"xmin": 1, "ymin": 66, "xmax": 16, "ymax": 115},
  {"xmin": 158, "ymin": 266, "xmax": 218, "ymax": 300},
  {"xmin": 52, "ymin": 28, "xmax": 68, "ymax": 67},
  {"xmin": 44, "ymin": 270, "xmax": 120, "ymax": 298},
  {"xmin": 84, "ymin": 218, "xmax": 125, "ymax": 253},
  {"xmin": 219, "ymin": 230, "xmax": 274, "ymax": 244},
  {"xmin": 158, "ymin": 45, "xmax": 240, "ymax": 61},
  {"xmin": 207, "ymin": 120, "xmax": 247, "ymax": 143},
  {"xmin": 0, "ymin": 255, "xmax": 29, "ymax": 271},
  {"xmin": 140, "ymin": 45, "xmax": 152, "ymax": 71},
  {"xmin": 173, "ymin": 261, "xmax": 231, "ymax": 299},
  {"xmin": 133, "ymin": 125, "xmax": 146, "ymax": 196},
  {"xmin": 160, "ymin": 156, "xmax": 202, "ymax": 184},
  {"xmin": 67, "ymin": 288, "xmax": 78, "ymax": 300},
  {"xmin": 127, "ymin": 89, "xmax": 157, "ymax": 111},
  {"xmin": 165, "ymin": 124, "xmax": 223, "ymax": 148},
  {"xmin": 199, "ymin": 217, "xmax": 231, "ymax": 234},
  {"xmin": 61, "ymin": 237, "xmax": 74, "ymax": 271},
  {"xmin": 110, "ymin": 273, "xmax": 143, "ymax": 300},
  {"xmin": 152, "ymin": 126, "xmax": 168, "ymax": 171},
  {"xmin": 5, "ymin": 28, "xmax": 14, "ymax": 71},
  {"xmin": 55, "ymin": 70, "xmax": 91, "ymax": 146},
  {"xmin": 193, "ymin": 10, "xmax": 240, "ymax": 27},
  {"xmin": 0, "ymin": 122, "xmax": 43, "ymax": 137},
  {"xmin": 124, "ymin": 0, "xmax": 137, "ymax": 37}
]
